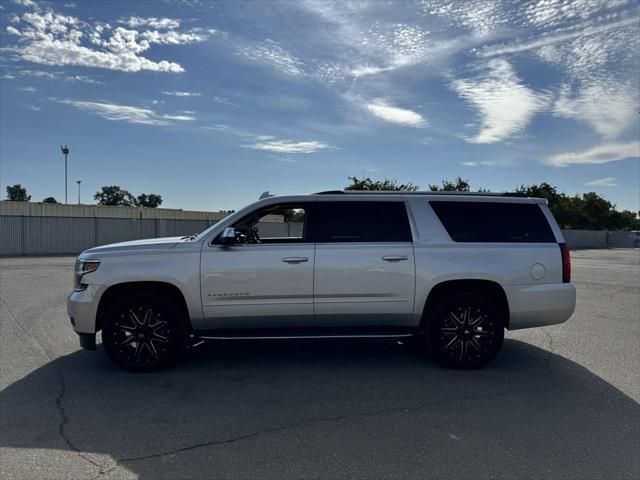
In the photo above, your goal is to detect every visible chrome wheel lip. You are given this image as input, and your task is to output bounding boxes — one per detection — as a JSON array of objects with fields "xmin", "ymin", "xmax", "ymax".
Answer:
[
  {"xmin": 113, "ymin": 305, "xmax": 171, "ymax": 365},
  {"xmin": 439, "ymin": 306, "xmax": 495, "ymax": 362}
]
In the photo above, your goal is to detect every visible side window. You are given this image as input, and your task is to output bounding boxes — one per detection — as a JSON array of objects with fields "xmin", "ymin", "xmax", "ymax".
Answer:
[
  {"xmin": 233, "ymin": 204, "xmax": 307, "ymax": 244},
  {"xmin": 312, "ymin": 201, "xmax": 412, "ymax": 243},
  {"xmin": 429, "ymin": 201, "xmax": 555, "ymax": 243}
]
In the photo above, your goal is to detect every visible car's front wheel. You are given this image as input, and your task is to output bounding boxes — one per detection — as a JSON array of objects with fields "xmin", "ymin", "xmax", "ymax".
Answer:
[
  {"xmin": 102, "ymin": 293, "xmax": 186, "ymax": 371},
  {"xmin": 426, "ymin": 293, "xmax": 504, "ymax": 369}
]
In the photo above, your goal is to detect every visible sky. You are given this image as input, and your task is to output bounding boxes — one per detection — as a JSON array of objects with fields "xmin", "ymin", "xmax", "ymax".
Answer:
[{"xmin": 0, "ymin": 0, "xmax": 638, "ymax": 212}]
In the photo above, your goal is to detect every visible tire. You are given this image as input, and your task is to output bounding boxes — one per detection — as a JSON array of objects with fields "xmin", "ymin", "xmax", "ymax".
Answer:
[
  {"xmin": 102, "ymin": 293, "xmax": 186, "ymax": 371},
  {"xmin": 426, "ymin": 293, "xmax": 504, "ymax": 369}
]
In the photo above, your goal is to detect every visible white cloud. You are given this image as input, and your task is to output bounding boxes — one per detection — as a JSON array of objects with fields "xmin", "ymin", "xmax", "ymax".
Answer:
[
  {"xmin": 118, "ymin": 16, "xmax": 181, "ymax": 30},
  {"xmin": 544, "ymin": 141, "xmax": 639, "ymax": 167},
  {"xmin": 524, "ymin": 0, "xmax": 634, "ymax": 30},
  {"xmin": 553, "ymin": 81, "xmax": 638, "ymax": 138},
  {"xmin": 478, "ymin": 16, "xmax": 639, "ymax": 58},
  {"xmin": 365, "ymin": 99, "xmax": 427, "ymax": 128},
  {"xmin": 18, "ymin": 86, "xmax": 36, "ymax": 92},
  {"xmin": 452, "ymin": 59, "xmax": 547, "ymax": 143},
  {"xmin": 5, "ymin": 9, "xmax": 211, "ymax": 73},
  {"xmin": 241, "ymin": 40, "xmax": 303, "ymax": 76},
  {"xmin": 461, "ymin": 160, "xmax": 496, "ymax": 167},
  {"xmin": 59, "ymin": 100, "xmax": 196, "ymax": 125},
  {"xmin": 161, "ymin": 90, "xmax": 201, "ymax": 97},
  {"xmin": 65, "ymin": 74, "xmax": 104, "ymax": 84},
  {"xmin": 4, "ymin": 69, "xmax": 104, "ymax": 84},
  {"xmin": 245, "ymin": 139, "xmax": 330, "ymax": 154},
  {"xmin": 301, "ymin": 2, "xmax": 432, "ymax": 80},
  {"xmin": 420, "ymin": 0, "xmax": 509, "ymax": 36},
  {"xmin": 585, "ymin": 177, "xmax": 618, "ymax": 187}
]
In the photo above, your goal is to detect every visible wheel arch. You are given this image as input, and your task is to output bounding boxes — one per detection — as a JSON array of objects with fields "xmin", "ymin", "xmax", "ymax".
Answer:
[
  {"xmin": 96, "ymin": 281, "xmax": 192, "ymax": 332},
  {"xmin": 420, "ymin": 279, "xmax": 510, "ymax": 329}
]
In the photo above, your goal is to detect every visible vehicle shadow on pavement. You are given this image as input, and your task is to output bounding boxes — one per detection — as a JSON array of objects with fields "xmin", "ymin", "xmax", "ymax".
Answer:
[{"xmin": 1, "ymin": 338, "xmax": 638, "ymax": 479}]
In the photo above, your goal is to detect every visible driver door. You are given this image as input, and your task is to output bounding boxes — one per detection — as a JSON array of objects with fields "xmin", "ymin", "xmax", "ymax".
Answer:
[{"xmin": 200, "ymin": 202, "xmax": 315, "ymax": 330}]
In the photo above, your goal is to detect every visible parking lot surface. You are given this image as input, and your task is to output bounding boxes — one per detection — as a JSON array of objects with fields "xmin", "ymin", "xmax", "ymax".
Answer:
[{"xmin": 1, "ymin": 249, "xmax": 639, "ymax": 479}]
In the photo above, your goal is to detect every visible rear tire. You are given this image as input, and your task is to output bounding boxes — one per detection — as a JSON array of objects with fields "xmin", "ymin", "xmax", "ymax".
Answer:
[
  {"xmin": 102, "ymin": 293, "xmax": 186, "ymax": 371},
  {"xmin": 426, "ymin": 293, "xmax": 504, "ymax": 369}
]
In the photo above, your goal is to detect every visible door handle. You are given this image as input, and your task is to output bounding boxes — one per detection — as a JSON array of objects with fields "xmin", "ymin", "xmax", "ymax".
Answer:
[
  {"xmin": 282, "ymin": 257, "xmax": 309, "ymax": 264},
  {"xmin": 382, "ymin": 255, "xmax": 408, "ymax": 262}
]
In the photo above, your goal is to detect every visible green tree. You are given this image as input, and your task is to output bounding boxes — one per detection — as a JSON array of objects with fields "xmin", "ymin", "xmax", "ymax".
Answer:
[
  {"xmin": 94, "ymin": 186, "xmax": 135, "ymax": 206},
  {"xmin": 42, "ymin": 197, "xmax": 58, "ymax": 203},
  {"xmin": 514, "ymin": 183, "xmax": 639, "ymax": 231},
  {"xmin": 428, "ymin": 177, "xmax": 472, "ymax": 192},
  {"xmin": 6, "ymin": 184, "xmax": 31, "ymax": 201},
  {"xmin": 135, "ymin": 193, "xmax": 163, "ymax": 208},
  {"xmin": 345, "ymin": 176, "xmax": 419, "ymax": 191}
]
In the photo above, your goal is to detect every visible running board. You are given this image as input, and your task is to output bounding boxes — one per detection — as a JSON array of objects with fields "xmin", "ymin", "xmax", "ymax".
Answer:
[{"xmin": 194, "ymin": 333, "xmax": 415, "ymax": 341}]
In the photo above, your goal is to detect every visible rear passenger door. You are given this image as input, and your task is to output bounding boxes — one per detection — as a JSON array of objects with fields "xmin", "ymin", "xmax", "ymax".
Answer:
[{"xmin": 311, "ymin": 200, "xmax": 416, "ymax": 327}]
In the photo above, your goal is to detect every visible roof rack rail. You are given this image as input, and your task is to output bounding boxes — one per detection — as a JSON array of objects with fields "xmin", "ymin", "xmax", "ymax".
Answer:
[{"xmin": 313, "ymin": 190, "xmax": 523, "ymax": 196}]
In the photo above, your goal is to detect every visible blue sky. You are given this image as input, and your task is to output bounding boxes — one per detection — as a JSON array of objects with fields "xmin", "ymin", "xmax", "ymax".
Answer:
[{"xmin": 1, "ymin": 0, "xmax": 638, "ymax": 212}]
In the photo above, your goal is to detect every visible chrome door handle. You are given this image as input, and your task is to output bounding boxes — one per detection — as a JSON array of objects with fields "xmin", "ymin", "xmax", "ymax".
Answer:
[
  {"xmin": 282, "ymin": 257, "xmax": 309, "ymax": 263},
  {"xmin": 382, "ymin": 255, "xmax": 408, "ymax": 262}
]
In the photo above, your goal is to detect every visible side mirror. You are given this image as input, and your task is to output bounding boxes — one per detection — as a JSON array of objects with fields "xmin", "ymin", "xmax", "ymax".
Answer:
[{"xmin": 220, "ymin": 227, "xmax": 238, "ymax": 245}]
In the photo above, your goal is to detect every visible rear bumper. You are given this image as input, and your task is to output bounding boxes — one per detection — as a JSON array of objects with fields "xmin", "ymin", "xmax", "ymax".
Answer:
[{"xmin": 505, "ymin": 283, "xmax": 576, "ymax": 330}]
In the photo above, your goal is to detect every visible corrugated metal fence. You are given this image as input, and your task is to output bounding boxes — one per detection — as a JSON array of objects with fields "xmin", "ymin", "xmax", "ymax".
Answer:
[
  {"xmin": 0, "ymin": 216, "xmax": 215, "ymax": 256},
  {"xmin": 0, "ymin": 202, "xmax": 637, "ymax": 256}
]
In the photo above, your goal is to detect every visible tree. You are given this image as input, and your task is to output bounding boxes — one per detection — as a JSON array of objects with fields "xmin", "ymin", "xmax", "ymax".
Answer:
[
  {"xmin": 135, "ymin": 193, "xmax": 163, "ymax": 208},
  {"xmin": 94, "ymin": 186, "xmax": 135, "ymax": 206},
  {"xmin": 6, "ymin": 184, "xmax": 31, "ymax": 201},
  {"xmin": 428, "ymin": 177, "xmax": 472, "ymax": 192},
  {"xmin": 514, "ymin": 183, "xmax": 639, "ymax": 231},
  {"xmin": 42, "ymin": 197, "xmax": 58, "ymax": 203},
  {"xmin": 345, "ymin": 176, "xmax": 419, "ymax": 191}
]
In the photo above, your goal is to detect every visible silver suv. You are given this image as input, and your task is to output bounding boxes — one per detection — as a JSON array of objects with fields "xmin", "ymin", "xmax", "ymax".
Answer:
[{"xmin": 68, "ymin": 191, "xmax": 576, "ymax": 371}]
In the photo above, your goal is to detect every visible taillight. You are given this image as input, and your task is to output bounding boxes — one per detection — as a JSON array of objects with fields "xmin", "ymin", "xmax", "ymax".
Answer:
[{"xmin": 559, "ymin": 243, "xmax": 571, "ymax": 283}]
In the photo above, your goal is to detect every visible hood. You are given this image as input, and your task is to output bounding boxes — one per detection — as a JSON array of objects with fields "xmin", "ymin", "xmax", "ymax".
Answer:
[{"xmin": 82, "ymin": 236, "xmax": 187, "ymax": 255}]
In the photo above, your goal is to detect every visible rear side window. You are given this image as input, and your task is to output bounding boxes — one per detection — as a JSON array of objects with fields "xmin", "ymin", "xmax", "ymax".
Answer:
[
  {"xmin": 312, "ymin": 201, "xmax": 412, "ymax": 243},
  {"xmin": 430, "ymin": 201, "xmax": 555, "ymax": 243}
]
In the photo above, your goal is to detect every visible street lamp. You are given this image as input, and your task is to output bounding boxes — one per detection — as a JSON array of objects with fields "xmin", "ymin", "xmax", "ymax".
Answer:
[
  {"xmin": 60, "ymin": 145, "xmax": 70, "ymax": 204},
  {"xmin": 76, "ymin": 180, "xmax": 81, "ymax": 205}
]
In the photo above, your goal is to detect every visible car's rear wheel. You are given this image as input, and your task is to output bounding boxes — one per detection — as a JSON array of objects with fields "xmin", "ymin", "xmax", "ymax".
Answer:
[
  {"xmin": 426, "ymin": 293, "xmax": 504, "ymax": 369},
  {"xmin": 102, "ymin": 293, "xmax": 186, "ymax": 371}
]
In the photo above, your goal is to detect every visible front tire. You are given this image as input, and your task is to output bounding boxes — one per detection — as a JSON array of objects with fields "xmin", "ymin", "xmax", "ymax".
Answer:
[
  {"xmin": 426, "ymin": 293, "xmax": 504, "ymax": 369},
  {"xmin": 102, "ymin": 293, "xmax": 186, "ymax": 371}
]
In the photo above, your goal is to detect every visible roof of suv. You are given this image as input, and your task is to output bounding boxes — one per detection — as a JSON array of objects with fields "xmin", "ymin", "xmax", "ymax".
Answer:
[
  {"xmin": 309, "ymin": 190, "xmax": 547, "ymax": 204},
  {"xmin": 314, "ymin": 190, "xmax": 521, "ymax": 196}
]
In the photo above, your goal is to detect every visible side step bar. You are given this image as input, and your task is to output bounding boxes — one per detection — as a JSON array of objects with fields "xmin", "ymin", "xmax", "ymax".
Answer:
[{"xmin": 195, "ymin": 333, "xmax": 415, "ymax": 341}]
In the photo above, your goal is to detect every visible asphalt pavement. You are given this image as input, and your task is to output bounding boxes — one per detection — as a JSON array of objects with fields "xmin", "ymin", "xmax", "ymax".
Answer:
[{"xmin": 1, "ymin": 249, "xmax": 638, "ymax": 479}]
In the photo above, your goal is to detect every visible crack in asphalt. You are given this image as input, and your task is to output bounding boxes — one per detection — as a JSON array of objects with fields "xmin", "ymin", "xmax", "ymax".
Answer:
[
  {"xmin": 0, "ymin": 292, "xmax": 553, "ymax": 478},
  {"xmin": 114, "ymin": 389, "xmax": 516, "ymax": 466},
  {"xmin": 0, "ymin": 297, "xmax": 110, "ymax": 477},
  {"xmin": 53, "ymin": 368, "xmax": 108, "ymax": 473}
]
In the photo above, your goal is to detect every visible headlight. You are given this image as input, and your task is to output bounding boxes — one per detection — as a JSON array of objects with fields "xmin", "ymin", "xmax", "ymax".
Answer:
[{"xmin": 74, "ymin": 260, "xmax": 100, "ymax": 291}]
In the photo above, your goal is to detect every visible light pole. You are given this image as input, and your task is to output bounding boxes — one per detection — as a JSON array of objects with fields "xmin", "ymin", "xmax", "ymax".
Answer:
[
  {"xmin": 61, "ymin": 145, "xmax": 70, "ymax": 204},
  {"xmin": 76, "ymin": 180, "xmax": 81, "ymax": 205}
]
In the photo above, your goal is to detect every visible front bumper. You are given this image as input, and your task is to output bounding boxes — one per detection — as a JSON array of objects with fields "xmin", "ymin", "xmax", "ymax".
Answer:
[
  {"xmin": 67, "ymin": 284, "xmax": 103, "ymax": 334},
  {"xmin": 505, "ymin": 282, "xmax": 576, "ymax": 330}
]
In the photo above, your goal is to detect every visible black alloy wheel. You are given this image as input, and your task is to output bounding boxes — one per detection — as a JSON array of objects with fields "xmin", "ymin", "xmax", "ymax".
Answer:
[
  {"xmin": 427, "ymin": 293, "xmax": 504, "ymax": 369},
  {"xmin": 102, "ymin": 294, "xmax": 186, "ymax": 371}
]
